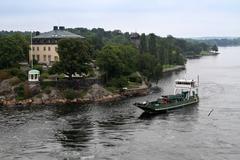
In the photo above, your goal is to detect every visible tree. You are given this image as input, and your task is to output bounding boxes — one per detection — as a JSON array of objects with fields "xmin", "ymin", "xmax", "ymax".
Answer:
[
  {"xmin": 152, "ymin": 63, "xmax": 163, "ymax": 84},
  {"xmin": 148, "ymin": 33, "xmax": 157, "ymax": 56},
  {"xmin": 89, "ymin": 35, "xmax": 104, "ymax": 51},
  {"xmin": 50, "ymin": 38, "xmax": 92, "ymax": 79},
  {"xmin": 96, "ymin": 45, "xmax": 124, "ymax": 82},
  {"xmin": 96, "ymin": 44, "xmax": 138, "ymax": 82},
  {"xmin": 139, "ymin": 33, "xmax": 147, "ymax": 54},
  {"xmin": 212, "ymin": 44, "xmax": 218, "ymax": 52},
  {"xmin": 0, "ymin": 33, "xmax": 29, "ymax": 69},
  {"xmin": 136, "ymin": 53, "xmax": 158, "ymax": 81}
]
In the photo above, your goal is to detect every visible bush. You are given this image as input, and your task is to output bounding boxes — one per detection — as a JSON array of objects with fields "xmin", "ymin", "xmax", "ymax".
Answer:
[
  {"xmin": 33, "ymin": 65, "xmax": 43, "ymax": 73},
  {"xmin": 14, "ymin": 84, "xmax": 25, "ymax": 100},
  {"xmin": 63, "ymin": 89, "xmax": 79, "ymax": 100},
  {"xmin": 41, "ymin": 72, "xmax": 49, "ymax": 79},
  {"xmin": 8, "ymin": 68, "xmax": 27, "ymax": 81},
  {"xmin": 128, "ymin": 72, "xmax": 142, "ymax": 83},
  {"xmin": 40, "ymin": 81, "xmax": 56, "ymax": 90},
  {"xmin": 43, "ymin": 86, "xmax": 51, "ymax": 94},
  {"xmin": 107, "ymin": 76, "xmax": 128, "ymax": 89},
  {"xmin": 0, "ymin": 70, "xmax": 12, "ymax": 81}
]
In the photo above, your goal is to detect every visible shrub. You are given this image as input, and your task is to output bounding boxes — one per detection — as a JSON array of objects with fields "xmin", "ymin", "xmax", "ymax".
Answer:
[
  {"xmin": 40, "ymin": 81, "xmax": 56, "ymax": 90},
  {"xmin": 14, "ymin": 84, "xmax": 25, "ymax": 100},
  {"xmin": 8, "ymin": 68, "xmax": 27, "ymax": 81},
  {"xmin": 41, "ymin": 72, "xmax": 49, "ymax": 79},
  {"xmin": 0, "ymin": 70, "xmax": 12, "ymax": 81},
  {"xmin": 9, "ymin": 77, "xmax": 21, "ymax": 86},
  {"xmin": 63, "ymin": 89, "xmax": 79, "ymax": 100},
  {"xmin": 107, "ymin": 76, "xmax": 128, "ymax": 89},
  {"xmin": 128, "ymin": 72, "xmax": 142, "ymax": 83},
  {"xmin": 33, "ymin": 65, "xmax": 43, "ymax": 73},
  {"xmin": 43, "ymin": 86, "xmax": 51, "ymax": 94}
]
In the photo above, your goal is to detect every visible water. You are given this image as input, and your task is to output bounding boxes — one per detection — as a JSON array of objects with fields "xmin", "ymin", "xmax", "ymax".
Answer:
[{"xmin": 1, "ymin": 47, "xmax": 240, "ymax": 160}]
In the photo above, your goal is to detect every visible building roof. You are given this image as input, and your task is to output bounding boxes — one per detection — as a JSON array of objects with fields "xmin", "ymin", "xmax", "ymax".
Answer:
[
  {"xmin": 33, "ymin": 30, "xmax": 84, "ymax": 39},
  {"xmin": 28, "ymin": 69, "xmax": 40, "ymax": 74}
]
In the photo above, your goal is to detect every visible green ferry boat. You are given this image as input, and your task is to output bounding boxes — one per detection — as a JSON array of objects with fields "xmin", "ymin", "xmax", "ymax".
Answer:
[{"xmin": 134, "ymin": 78, "xmax": 199, "ymax": 114}]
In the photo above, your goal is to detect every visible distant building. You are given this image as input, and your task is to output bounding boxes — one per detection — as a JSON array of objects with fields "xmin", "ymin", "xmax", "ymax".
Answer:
[
  {"xmin": 29, "ymin": 26, "xmax": 84, "ymax": 66},
  {"xmin": 130, "ymin": 32, "xmax": 140, "ymax": 48}
]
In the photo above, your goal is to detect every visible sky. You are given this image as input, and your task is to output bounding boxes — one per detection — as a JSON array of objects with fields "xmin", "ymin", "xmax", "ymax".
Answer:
[{"xmin": 0, "ymin": 0, "xmax": 240, "ymax": 37}]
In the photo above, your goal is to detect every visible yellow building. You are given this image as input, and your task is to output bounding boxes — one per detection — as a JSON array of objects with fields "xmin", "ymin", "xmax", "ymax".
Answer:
[{"xmin": 29, "ymin": 26, "xmax": 84, "ymax": 66}]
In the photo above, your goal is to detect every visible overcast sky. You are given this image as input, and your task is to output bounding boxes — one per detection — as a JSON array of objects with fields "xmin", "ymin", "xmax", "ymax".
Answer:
[{"xmin": 1, "ymin": 0, "xmax": 239, "ymax": 37}]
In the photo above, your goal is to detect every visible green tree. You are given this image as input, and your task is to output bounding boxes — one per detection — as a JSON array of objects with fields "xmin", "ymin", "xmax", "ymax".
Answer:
[
  {"xmin": 96, "ymin": 45, "xmax": 124, "ymax": 81},
  {"xmin": 148, "ymin": 33, "xmax": 157, "ymax": 56},
  {"xmin": 0, "ymin": 33, "xmax": 29, "ymax": 69},
  {"xmin": 89, "ymin": 35, "xmax": 104, "ymax": 51},
  {"xmin": 139, "ymin": 33, "xmax": 147, "ymax": 54},
  {"xmin": 136, "ymin": 53, "xmax": 158, "ymax": 81},
  {"xmin": 152, "ymin": 63, "xmax": 163, "ymax": 84},
  {"xmin": 212, "ymin": 44, "xmax": 218, "ymax": 52},
  {"xmin": 96, "ymin": 44, "xmax": 138, "ymax": 82},
  {"xmin": 50, "ymin": 38, "xmax": 92, "ymax": 79}
]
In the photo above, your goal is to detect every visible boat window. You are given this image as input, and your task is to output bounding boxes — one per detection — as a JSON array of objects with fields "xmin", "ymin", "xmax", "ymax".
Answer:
[{"xmin": 176, "ymin": 82, "xmax": 191, "ymax": 85}]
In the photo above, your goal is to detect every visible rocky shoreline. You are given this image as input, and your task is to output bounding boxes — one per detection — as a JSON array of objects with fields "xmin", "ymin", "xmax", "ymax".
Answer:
[
  {"xmin": 0, "ymin": 65, "xmax": 187, "ymax": 107},
  {"xmin": 0, "ymin": 83, "xmax": 149, "ymax": 107}
]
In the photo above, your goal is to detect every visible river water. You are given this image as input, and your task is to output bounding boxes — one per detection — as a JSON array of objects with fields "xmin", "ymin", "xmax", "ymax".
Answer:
[{"xmin": 1, "ymin": 47, "xmax": 240, "ymax": 160}]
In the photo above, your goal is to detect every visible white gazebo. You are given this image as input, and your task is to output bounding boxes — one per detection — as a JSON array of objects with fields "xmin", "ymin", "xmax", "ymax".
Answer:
[{"xmin": 28, "ymin": 69, "xmax": 40, "ymax": 82}]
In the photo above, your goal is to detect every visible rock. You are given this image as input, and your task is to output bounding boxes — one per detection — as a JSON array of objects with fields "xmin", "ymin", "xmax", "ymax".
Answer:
[
  {"xmin": 32, "ymin": 97, "xmax": 42, "ymax": 105},
  {"xmin": 49, "ymin": 88, "xmax": 63, "ymax": 99},
  {"xmin": 84, "ymin": 84, "xmax": 113, "ymax": 101},
  {"xmin": 41, "ymin": 93, "xmax": 50, "ymax": 101},
  {"xmin": 26, "ymin": 82, "xmax": 41, "ymax": 97},
  {"xmin": 0, "ymin": 77, "xmax": 19, "ymax": 97},
  {"xmin": 150, "ymin": 86, "xmax": 161, "ymax": 93}
]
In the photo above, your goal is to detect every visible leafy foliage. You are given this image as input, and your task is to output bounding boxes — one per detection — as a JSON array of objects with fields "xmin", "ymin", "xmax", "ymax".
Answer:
[
  {"xmin": 211, "ymin": 44, "xmax": 218, "ymax": 52},
  {"xmin": 63, "ymin": 89, "xmax": 79, "ymax": 100},
  {"xmin": 50, "ymin": 38, "xmax": 92, "ymax": 79},
  {"xmin": 0, "ymin": 34, "xmax": 29, "ymax": 69},
  {"xmin": 96, "ymin": 44, "xmax": 138, "ymax": 81},
  {"xmin": 139, "ymin": 33, "xmax": 147, "ymax": 54}
]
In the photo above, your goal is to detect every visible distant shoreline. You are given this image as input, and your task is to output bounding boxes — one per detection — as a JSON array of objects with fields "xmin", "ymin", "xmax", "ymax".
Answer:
[{"xmin": 163, "ymin": 65, "xmax": 185, "ymax": 73}]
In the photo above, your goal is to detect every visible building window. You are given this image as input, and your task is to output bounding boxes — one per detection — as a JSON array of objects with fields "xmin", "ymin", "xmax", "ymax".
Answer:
[
  {"xmin": 37, "ymin": 55, "xmax": 40, "ymax": 61},
  {"xmin": 32, "ymin": 55, "xmax": 35, "ymax": 60},
  {"xmin": 48, "ymin": 55, "xmax": 51, "ymax": 62},
  {"xmin": 54, "ymin": 56, "xmax": 58, "ymax": 61},
  {"xmin": 37, "ymin": 47, "xmax": 39, "ymax": 51},
  {"xmin": 48, "ymin": 47, "xmax": 51, "ymax": 51},
  {"xmin": 43, "ymin": 55, "xmax": 47, "ymax": 61},
  {"xmin": 44, "ymin": 47, "xmax": 46, "ymax": 51},
  {"xmin": 32, "ymin": 47, "xmax": 35, "ymax": 51}
]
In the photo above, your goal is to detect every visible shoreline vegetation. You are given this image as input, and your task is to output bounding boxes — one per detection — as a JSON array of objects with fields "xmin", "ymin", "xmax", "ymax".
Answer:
[{"xmin": 0, "ymin": 27, "xmax": 219, "ymax": 107}]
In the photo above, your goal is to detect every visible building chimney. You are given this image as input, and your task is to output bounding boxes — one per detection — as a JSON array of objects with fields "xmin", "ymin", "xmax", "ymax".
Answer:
[
  {"xmin": 59, "ymin": 26, "xmax": 65, "ymax": 30},
  {"xmin": 53, "ymin": 26, "xmax": 58, "ymax": 30}
]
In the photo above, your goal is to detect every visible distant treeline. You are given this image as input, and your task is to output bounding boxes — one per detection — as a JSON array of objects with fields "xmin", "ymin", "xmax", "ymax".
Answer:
[
  {"xmin": 0, "ymin": 28, "xmax": 217, "ymax": 86},
  {"xmin": 66, "ymin": 27, "xmax": 215, "ymax": 57},
  {"xmin": 189, "ymin": 38, "xmax": 240, "ymax": 47},
  {"xmin": 0, "ymin": 28, "xmax": 215, "ymax": 70}
]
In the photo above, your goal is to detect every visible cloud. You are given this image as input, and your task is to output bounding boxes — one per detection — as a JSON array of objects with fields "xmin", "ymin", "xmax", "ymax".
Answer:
[{"xmin": 0, "ymin": 0, "xmax": 239, "ymax": 37}]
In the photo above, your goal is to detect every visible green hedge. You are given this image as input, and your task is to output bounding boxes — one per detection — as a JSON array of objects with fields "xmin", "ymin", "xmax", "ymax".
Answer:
[{"xmin": 63, "ymin": 89, "xmax": 79, "ymax": 100}]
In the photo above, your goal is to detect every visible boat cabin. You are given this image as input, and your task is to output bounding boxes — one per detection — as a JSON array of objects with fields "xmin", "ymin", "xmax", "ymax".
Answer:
[
  {"xmin": 174, "ymin": 79, "xmax": 199, "ymax": 97},
  {"xmin": 175, "ymin": 79, "xmax": 197, "ymax": 88}
]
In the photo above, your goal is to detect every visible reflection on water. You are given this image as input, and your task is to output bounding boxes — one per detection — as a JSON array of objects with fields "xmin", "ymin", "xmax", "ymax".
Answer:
[{"xmin": 1, "ymin": 47, "xmax": 240, "ymax": 160}]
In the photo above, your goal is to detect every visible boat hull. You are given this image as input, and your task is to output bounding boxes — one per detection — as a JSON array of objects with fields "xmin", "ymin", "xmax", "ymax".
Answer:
[{"xmin": 135, "ymin": 97, "xmax": 199, "ymax": 114}]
